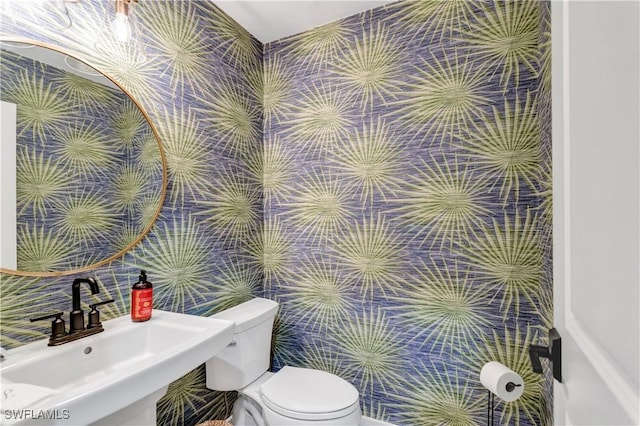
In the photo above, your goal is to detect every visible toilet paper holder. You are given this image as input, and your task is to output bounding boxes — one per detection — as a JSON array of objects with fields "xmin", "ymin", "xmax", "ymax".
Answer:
[{"xmin": 528, "ymin": 327, "xmax": 562, "ymax": 382}]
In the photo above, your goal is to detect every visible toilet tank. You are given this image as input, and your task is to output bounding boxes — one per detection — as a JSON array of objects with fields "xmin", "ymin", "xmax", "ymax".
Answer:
[{"xmin": 205, "ymin": 298, "xmax": 278, "ymax": 391}]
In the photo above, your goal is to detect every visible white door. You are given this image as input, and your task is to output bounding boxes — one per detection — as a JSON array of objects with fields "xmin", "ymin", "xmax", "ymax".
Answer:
[{"xmin": 552, "ymin": 1, "xmax": 640, "ymax": 425}]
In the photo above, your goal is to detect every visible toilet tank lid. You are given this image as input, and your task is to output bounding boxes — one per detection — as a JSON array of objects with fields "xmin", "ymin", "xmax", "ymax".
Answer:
[{"xmin": 211, "ymin": 298, "xmax": 278, "ymax": 332}]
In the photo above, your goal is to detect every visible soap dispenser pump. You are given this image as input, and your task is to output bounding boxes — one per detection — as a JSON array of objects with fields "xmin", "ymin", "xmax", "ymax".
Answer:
[{"xmin": 131, "ymin": 270, "xmax": 153, "ymax": 322}]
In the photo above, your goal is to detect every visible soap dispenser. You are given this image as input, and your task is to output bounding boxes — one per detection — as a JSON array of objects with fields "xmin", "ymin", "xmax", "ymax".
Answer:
[{"xmin": 131, "ymin": 270, "xmax": 153, "ymax": 322}]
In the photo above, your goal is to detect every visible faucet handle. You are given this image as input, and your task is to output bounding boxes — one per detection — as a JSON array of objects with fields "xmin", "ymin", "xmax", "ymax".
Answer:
[
  {"xmin": 89, "ymin": 299, "xmax": 115, "ymax": 309},
  {"xmin": 87, "ymin": 299, "xmax": 115, "ymax": 329},
  {"xmin": 30, "ymin": 312, "xmax": 66, "ymax": 341},
  {"xmin": 30, "ymin": 312, "xmax": 64, "ymax": 322}
]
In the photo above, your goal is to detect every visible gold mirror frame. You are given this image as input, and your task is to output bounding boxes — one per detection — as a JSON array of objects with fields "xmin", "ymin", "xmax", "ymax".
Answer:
[{"xmin": 0, "ymin": 37, "xmax": 167, "ymax": 277}]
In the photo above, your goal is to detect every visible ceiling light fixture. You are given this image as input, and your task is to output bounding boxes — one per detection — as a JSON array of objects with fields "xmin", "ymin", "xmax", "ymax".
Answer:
[{"xmin": 111, "ymin": 0, "xmax": 138, "ymax": 43}]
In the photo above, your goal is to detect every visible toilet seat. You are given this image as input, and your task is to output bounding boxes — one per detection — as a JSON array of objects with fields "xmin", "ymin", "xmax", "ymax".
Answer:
[{"xmin": 259, "ymin": 366, "xmax": 360, "ymax": 421}]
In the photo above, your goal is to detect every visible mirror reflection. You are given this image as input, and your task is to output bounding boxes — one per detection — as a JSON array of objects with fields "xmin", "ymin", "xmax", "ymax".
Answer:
[{"xmin": 0, "ymin": 40, "xmax": 165, "ymax": 276}]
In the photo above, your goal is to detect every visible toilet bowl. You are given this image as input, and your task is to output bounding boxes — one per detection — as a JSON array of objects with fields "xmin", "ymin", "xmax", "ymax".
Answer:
[
  {"xmin": 235, "ymin": 367, "xmax": 361, "ymax": 426},
  {"xmin": 205, "ymin": 298, "xmax": 362, "ymax": 426}
]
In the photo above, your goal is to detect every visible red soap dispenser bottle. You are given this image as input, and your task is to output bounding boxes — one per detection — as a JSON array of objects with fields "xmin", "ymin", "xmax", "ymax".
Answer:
[{"xmin": 131, "ymin": 270, "xmax": 153, "ymax": 322}]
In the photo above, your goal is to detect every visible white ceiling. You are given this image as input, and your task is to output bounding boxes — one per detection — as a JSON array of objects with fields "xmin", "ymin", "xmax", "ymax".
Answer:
[{"xmin": 212, "ymin": 0, "xmax": 398, "ymax": 43}]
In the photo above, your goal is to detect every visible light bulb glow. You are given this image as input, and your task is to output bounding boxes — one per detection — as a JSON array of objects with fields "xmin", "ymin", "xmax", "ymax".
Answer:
[{"xmin": 111, "ymin": 12, "xmax": 131, "ymax": 42}]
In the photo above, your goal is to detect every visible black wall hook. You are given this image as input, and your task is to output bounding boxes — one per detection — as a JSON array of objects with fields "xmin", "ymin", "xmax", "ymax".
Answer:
[{"xmin": 529, "ymin": 327, "xmax": 562, "ymax": 382}]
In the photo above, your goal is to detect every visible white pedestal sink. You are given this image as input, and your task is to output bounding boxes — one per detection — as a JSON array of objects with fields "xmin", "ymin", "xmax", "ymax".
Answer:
[{"xmin": 0, "ymin": 310, "xmax": 234, "ymax": 425}]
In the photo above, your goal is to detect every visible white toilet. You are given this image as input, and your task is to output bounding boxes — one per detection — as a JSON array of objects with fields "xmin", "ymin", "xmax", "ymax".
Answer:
[{"xmin": 205, "ymin": 298, "xmax": 362, "ymax": 426}]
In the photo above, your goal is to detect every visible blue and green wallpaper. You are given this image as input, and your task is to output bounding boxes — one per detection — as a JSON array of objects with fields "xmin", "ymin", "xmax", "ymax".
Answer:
[
  {"xmin": 1, "ymin": 48, "xmax": 163, "ymax": 272},
  {"xmin": 0, "ymin": 1, "xmax": 552, "ymax": 425}
]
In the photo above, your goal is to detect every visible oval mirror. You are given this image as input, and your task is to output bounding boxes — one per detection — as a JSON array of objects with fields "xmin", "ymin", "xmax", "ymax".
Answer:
[{"xmin": 0, "ymin": 38, "xmax": 166, "ymax": 276}]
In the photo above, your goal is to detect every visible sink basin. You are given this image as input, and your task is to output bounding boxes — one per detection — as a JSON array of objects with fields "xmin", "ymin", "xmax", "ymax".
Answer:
[{"xmin": 0, "ymin": 310, "xmax": 234, "ymax": 425}]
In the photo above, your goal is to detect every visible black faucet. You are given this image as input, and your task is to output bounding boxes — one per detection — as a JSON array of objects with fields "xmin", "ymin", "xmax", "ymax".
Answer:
[
  {"xmin": 69, "ymin": 277, "xmax": 100, "ymax": 334},
  {"xmin": 30, "ymin": 277, "xmax": 114, "ymax": 346}
]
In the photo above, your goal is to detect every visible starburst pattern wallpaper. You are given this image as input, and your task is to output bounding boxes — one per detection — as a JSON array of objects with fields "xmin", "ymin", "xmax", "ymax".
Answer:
[
  {"xmin": 1, "ymin": 49, "xmax": 163, "ymax": 272},
  {"xmin": 0, "ymin": 1, "xmax": 552, "ymax": 425}
]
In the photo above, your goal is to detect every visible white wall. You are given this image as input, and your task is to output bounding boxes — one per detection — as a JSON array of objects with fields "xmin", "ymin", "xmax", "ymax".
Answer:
[{"xmin": 0, "ymin": 100, "xmax": 17, "ymax": 270}]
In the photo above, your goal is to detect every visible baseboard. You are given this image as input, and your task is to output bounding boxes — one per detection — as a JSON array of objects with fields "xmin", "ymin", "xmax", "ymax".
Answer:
[
  {"xmin": 361, "ymin": 416, "xmax": 396, "ymax": 426},
  {"xmin": 226, "ymin": 414, "xmax": 396, "ymax": 425}
]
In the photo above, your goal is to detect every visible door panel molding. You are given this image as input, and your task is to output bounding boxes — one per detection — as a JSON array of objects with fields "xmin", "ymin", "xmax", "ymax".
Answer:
[{"xmin": 566, "ymin": 314, "xmax": 639, "ymax": 423}]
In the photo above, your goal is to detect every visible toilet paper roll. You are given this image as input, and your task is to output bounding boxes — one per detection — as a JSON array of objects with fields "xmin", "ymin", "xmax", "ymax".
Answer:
[{"xmin": 480, "ymin": 361, "xmax": 524, "ymax": 402}]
